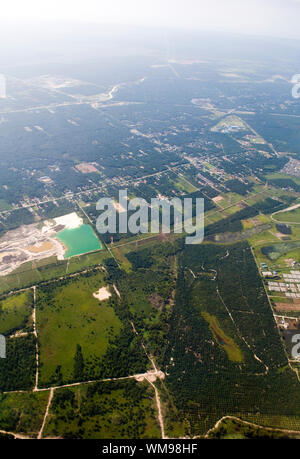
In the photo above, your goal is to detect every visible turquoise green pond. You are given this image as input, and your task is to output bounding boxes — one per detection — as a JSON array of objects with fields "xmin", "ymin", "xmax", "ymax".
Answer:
[{"xmin": 56, "ymin": 224, "xmax": 102, "ymax": 258}]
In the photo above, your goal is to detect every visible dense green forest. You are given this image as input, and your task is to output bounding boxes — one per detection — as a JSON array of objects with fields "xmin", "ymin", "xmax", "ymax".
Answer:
[
  {"xmin": 0, "ymin": 335, "xmax": 36, "ymax": 391},
  {"xmin": 162, "ymin": 242, "xmax": 300, "ymax": 435}
]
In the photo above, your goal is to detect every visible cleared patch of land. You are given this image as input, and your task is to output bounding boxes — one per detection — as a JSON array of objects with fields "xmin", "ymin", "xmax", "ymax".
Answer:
[
  {"xmin": 274, "ymin": 205, "xmax": 300, "ymax": 224},
  {"xmin": 93, "ymin": 286, "xmax": 112, "ymax": 301},
  {"xmin": 202, "ymin": 311, "xmax": 243, "ymax": 362},
  {"xmin": 212, "ymin": 195, "xmax": 224, "ymax": 204},
  {"xmin": 75, "ymin": 163, "xmax": 99, "ymax": 174},
  {"xmin": 275, "ymin": 302, "xmax": 300, "ymax": 312},
  {"xmin": 0, "ymin": 290, "xmax": 33, "ymax": 336},
  {"xmin": 0, "ymin": 222, "xmax": 65, "ymax": 276},
  {"xmin": 0, "ymin": 212, "xmax": 101, "ymax": 276},
  {"xmin": 36, "ymin": 271, "xmax": 122, "ymax": 386},
  {"xmin": 52, "ymin": 212, "xmax": 83, "ymax": 229},
  {"xmin": 27, "ymin": 241, "xmax": 55, "ymax": 254}
]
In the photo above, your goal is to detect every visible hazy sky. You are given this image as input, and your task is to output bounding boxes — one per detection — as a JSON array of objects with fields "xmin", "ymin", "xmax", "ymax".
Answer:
[{"xmin": 2, "ymin": 0, "xmax": 300, "ymax": 39}]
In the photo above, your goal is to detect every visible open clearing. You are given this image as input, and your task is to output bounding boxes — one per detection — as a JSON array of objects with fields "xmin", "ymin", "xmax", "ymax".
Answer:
[
  {"xmin": 0, "ymin": 290, "xmax": 33, "ymax": 336},
  {"xmin": 202, "ymin": 311, "xmax": 243, "ymax": 362},
  {"xmin": 27, "ymin": 241, "xmax": 55, "ymax": 254},
  {"xmin": 75, "ymin": 162, "xmax": 99, "ymax": 174},
  {"xmin": 52, "ymin": 212, "xmax": 83, "ymax": 229},
  {"xmin": 275, "ymin": 302, "xmax": 300, "ymax": 312},
  {"xmin": 37, "ymin": 271, "xmax": 122, "ymax": 386},
  {"xmin": 212, "ymin": 195, "xmax": 224, "ymax": 204},
  {"xmin": 274, "ymin": 205, "xmax": 300, "ymax": 224},
  {"xmin": 0, "ymin": 222, "xmax": 65, "ymax": 276},
  {"xmin": 93, "ymin": 286, "xmax": 112, "ymax": 301}
]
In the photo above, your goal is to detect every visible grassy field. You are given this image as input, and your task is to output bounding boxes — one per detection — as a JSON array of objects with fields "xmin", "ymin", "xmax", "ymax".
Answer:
[
  {"xmin": 242, "ymin": 214, "xmax": 271, "ymax": 230},
  {"xmin": 223, "ymin": 204, "xmax": 244, "ymax": 216},
  {"xmin": 259, "ymin": 241, "xmax": 300, "ymax": 262},
  {"xmin": 266, "ymin": 172, "xmax": 300, "ymax": 186},
  {"xmin": 252, "ymin": 240, "xmax": 300, "ymax": 271},
  {"xmin": 172, "ymin": 174, "xmax": 198, "ymax": 194},
  {"xmin": 0, "ymin": 290, "xmax": 33, "ymax": 335},
  {"xmin": 111, "ymin": 246, "xmax": 133, "ymax": 272},
  {"xmin": 218, "ymin": 192, "xmax": 244, "ymax": 208},
  {"xmin": 201, "ymin": 311, "xmax": 243, "ymax": 362},
  {"xmin": 0, "ymin": 249, "xmax": 110, "ymax": 296},
  {"xmin": 249, "ymin": 227, "xmax": 280, "ymax": 249},
  {"xmin": 275, "ymin": 207, "xmax": 300, "ymax": 224},
  {"xmin": 37, "ymin": 271, "xmax": 122, "ymax": 386}
]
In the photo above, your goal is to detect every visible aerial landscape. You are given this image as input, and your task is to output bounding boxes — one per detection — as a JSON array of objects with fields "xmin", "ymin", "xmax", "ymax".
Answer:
[{"xmin": 0, "ymin": 0, "xmax": 300, "ymax": 445}]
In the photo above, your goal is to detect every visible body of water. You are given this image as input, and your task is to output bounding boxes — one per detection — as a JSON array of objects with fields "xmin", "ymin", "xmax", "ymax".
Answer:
[{"xmin": 56, "ymin": 224, "xmax": 102, "ymax": 258}]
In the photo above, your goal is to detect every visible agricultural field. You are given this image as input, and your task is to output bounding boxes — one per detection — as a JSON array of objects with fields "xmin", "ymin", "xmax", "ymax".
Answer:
[{"xmin": 162, "ymin": 242, "xmax": 300, "ymax": 435}]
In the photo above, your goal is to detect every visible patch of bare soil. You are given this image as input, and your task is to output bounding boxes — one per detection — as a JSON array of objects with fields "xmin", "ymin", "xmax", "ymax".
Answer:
[
  {"xmin": 212, "ymin": 195, "xmax": 223, "ymax": 203},
  {"xmin": 27, "ymin": 241, "xmax": 55, "ymax": 253},
  {"xmin": 275, "ymin": 302, "xmax": 300, "ymax": 312},
  {"xmin": 93, "ymin": 286, "xmax": 112, "ymax": 301},
  {"xmin": 148, "ymin": 293, "xmax": 164, "ymax": 310},
  {"xmin": 75, "ymin": 162, "xmax": 99, "ymax": 174}
]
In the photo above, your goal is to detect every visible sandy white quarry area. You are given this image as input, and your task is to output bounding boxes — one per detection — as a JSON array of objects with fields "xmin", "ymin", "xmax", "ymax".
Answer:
[
  {"xmin": 54, "ymin": 212, "xmax": 83, "ymax": 229},
  {"xmin": 41, "ymin": 212, "xmax": 83, "ymax": 232},
  {"xmin": 93, "ymin": 286, "xmax": 112, "ymax": 301},
  {"xmin": 0, "ymin": 213, "xmax": 83, "ymax": 277}
]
